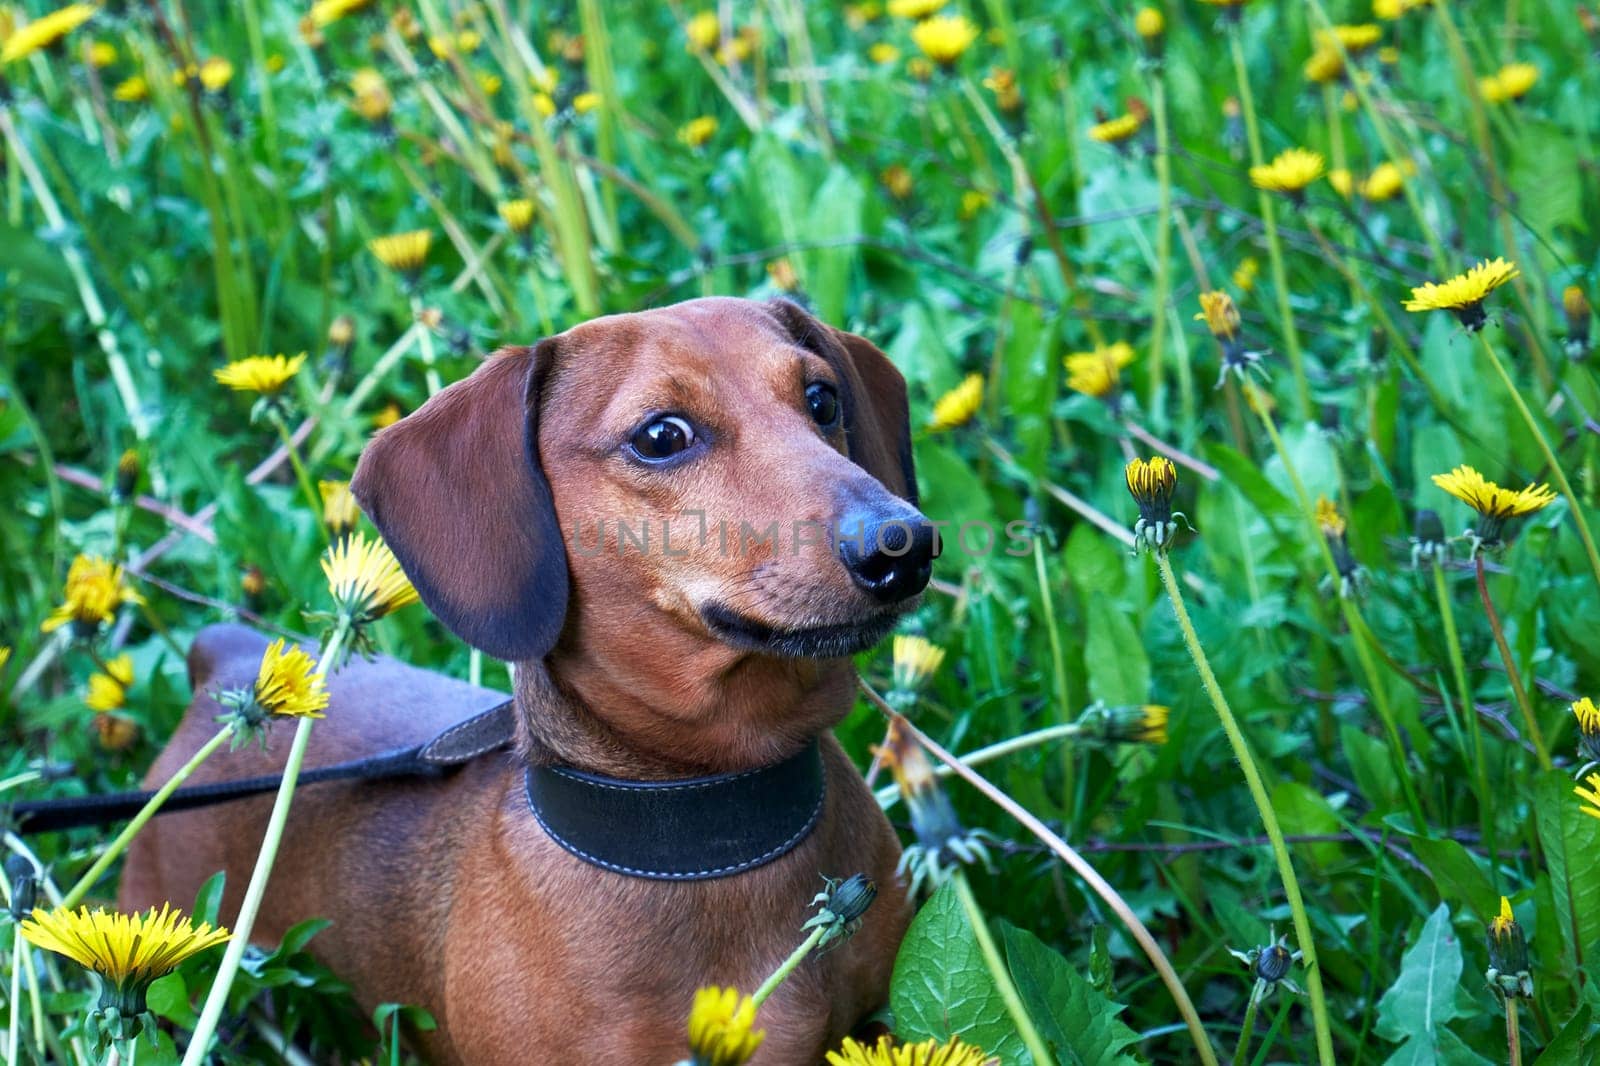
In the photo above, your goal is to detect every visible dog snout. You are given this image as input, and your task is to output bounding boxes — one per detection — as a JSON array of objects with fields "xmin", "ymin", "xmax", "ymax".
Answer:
[{"xmin": 836, "ymin": 506, "xmax": 938, "ymax": 604}]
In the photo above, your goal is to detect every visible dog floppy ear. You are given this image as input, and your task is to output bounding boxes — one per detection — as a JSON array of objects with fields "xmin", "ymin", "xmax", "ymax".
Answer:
[
  {"xmin": 350, "ymin": 342, "xmax": 568, "ymax": 661},
  {"xmin": 767, "ymin": 299, "xmax": 918, "ymax": 505}
]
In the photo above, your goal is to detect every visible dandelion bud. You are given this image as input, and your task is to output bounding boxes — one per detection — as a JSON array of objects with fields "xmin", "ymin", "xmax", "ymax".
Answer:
[
  {"xmin": 1410, "ymin": 508, "xmax": 1448, "ymax": 567},
  {"xmin": 803, "ymin": 873, "xmax": 879, "ymax": 950},
  {"xmin": 1571, "ymin": 698, "xmax": 1600, "ymax": 767},
  {"xmin": 1564, "ymin": 285, "xmax": 1591, "ymax": 360},
  {"xmin": 1126, "ymin": 456, "xmax": 1181, "ymax": 552},
  {"xmin": 6, "ymin": 855, "xmax": 37, "ymax": 922},
  {"xmin": 1135, "ymin": 6, "xmax": 1164, "ymax": 59},
  {"xmin": 1255, "ymin": 942, "xmax": 1294, "ymax": 983},
  {"xmin": 1486, "ymin": 897, "xmax": 1533, "ymax": 999},
  {"xmin": 113, "ymin": 449, "xmax": 140, "ymax": 501}
]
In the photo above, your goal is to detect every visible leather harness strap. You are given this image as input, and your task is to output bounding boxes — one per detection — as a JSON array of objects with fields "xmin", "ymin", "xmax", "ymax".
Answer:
[
  {"xmin": 10, "ymin": 702, "xmax": 829, "ymax": 883},
  {"xmin": 9, "ymin": 701, "xmax": 519, "ymax": 835}
]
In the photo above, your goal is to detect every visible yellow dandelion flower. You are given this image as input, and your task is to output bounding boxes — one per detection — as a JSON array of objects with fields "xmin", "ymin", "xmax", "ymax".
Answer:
[
  {"xmin": 1326, "ymin": 168, "xmax": 1353, "ymax": 198},
  {"xmin": 198, "ymin": 56, "xmax": 233, "ymax": 92},
  {"xmin": 910, "ymin": 14, "xmax": 978, "ymax": 67},
  {"xmin": 319, "ymin": 479, "xmax": 361, "ymax": 538},
  {"xmin": 1359, "ymin": 161, "xmax": 1404, "ymax": 201},
  {"xmin": 1195, "ymin": 290, "xmax": 1240, "ymax": 340},
  {"xmin": 373, "ymin": 401, "xmax": 403, "ymax": 429},
  {"xmin": 498, "ymin": 198, "xmax": 535, "ymax": 233},
  {"xmin": 265, "ymin": 52, "xmax": 284, "ymax": 73},
  {"xmin": 368, "ymin": 229, "xmax": 432, "ymax": 275},
  {"xmin": 21, "ymin": 904, "xmax": 230, "ymax": 1024},
  {"xmin": 1480, "ymin": 62, "xmax": 1537, "ymax": 104},
  {"xmin": 1578, "ymin": 773, "xmax": 1600, "ymax": 820},
  {"xmin": 1126, "ymin": 456, "xmax": 1177, "ymax": 513},
  {"xmin": 476, "ymin": 70, "xmax": 502, "ymax": 95},
  {"xmin": 531, "ymin": 91, "xmax": 557, "ymax": 117},
  {"xmin": 41, "ymin": 555, "xmax": 145, "ymax": 635},
  {"xmin": 868, "ymin": 41, "xmax": 899, "ymax": 64},
  {"xmin": 214, "ymin": 353, "xmax": 306, "ymax": 396},
  {"xmin": 766, "ymin": 257, "xmax": 799, "ymax": 291},
  {"xmin": 1304, "ymin": 46, "xmax": 1344, "ymax": 84},
  {"xmin": 1135, "ymin": 6, "xmax": 1165, "ymax": 38},
  {"xmin": 1233, "ymin": 256, "xmax": 1260, "ymax": 293},
  {"xmin": 928, "ymin": 373, "xmax": 983, "ymax": 431},
  {"xmin": 1564, "ymin": 285, "xmax": 1590, "ymax": 321},
  {"xmin": 1065, "ymin": 341, "xmax": 1135, "ymax": 399},
  {"xmin": 350, "ymin": 67, "xmax": 392, "ymax": 122},
  {"xmin": 1374, "ymin": 0, "xmax": 1429, "ymax": 19},
  {"xmin": 685, "ymin": 10, "xmax": 720, "ymax": 52},
  {"xmin": 1573, "ymin": 696, "xmax": 1600, "ymax": 734},
  {"xmin": 1, "ymin": 3, "xmax": 95, "ymax": 64},
  {"xmin": 1403, "ymin": 257, "xmax": 1520, "ymax": 330},
  {"xmin": 322, "ymin": 531, "xmax": 420, "ymax": 622},
  {"xmin": 1324, "ymin": 23, "xmax": 1382, "ymax": 52},
  {"xmin": 253, "ymin": 638, "xmax": 330, "ymax": 718},
  {"xmin": 983, "ymin": 67, "xmax": 1020, "ymax": 111},
  {"xmin": 892, "ymin": 634, "xmax": 946, "ymax": 692},
  {"xmin": 959, "ymin": 189, "xmax": 988, "ymax": 219},
  {"xmin": 309, "ymin": 0, "xmax": 371, "ymax": 26},
  {"xmin": 1431, "ymin": 464, "xmax": 1555, "ymax": 549},
  {"xmin": 888, "ymin": 0, "xmax": 945, "ymax": 18},
  {"xmin": 1249, "ymin": 147, "xmax": 1326, "ymax": 197},
  {"xmin": 1316, "ymin": 495, "xmax": 1346, "ymax": 537},
  {"xmin": 573, "ymin": 90, "xmax": 601, "ymax": 113},
  {"xmin": 1488, "ymin": 895, "xmax": 1515, "ymax": 943},
  {"xmin": 85, "ymin": 654, "xmax": 135, "ymax": 713},
  {"xmin": 1088, "ymin": 111, "xmax": 1143, "ymax": 144},
  {"xmin": 685, "ymin": 986, "xmax": 764, "ymax": 1066},
  {"xmin": 86, "ymin": 40, "xmax": 114, "ymax": 66},
  {"xmin": 827, "ymin": 1034, "xmax": 991, "ymax": 1066},
  {"xmin": 907, "ymin": 56, "xmax": 934, "ymax": 81},
  {"xmin": 678, "ymin": 115, "xmax": 718, "ymax": 148},
  {"xmin": 112, "ymin": 74, "xmax": 148, "ymax": 102},
  {"xmin": 881, "ymin": 164, "xmax": 914, "ymax": 200},
  {"xmin": 1092, "ymin": 703, "xmax": 1170, "ymax": 745}
]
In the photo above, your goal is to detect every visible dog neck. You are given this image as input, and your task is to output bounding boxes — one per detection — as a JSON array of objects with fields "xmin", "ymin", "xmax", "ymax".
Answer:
[{"xmin": 512, "ymin": 654, "xmax": 856, "ymax": 779}]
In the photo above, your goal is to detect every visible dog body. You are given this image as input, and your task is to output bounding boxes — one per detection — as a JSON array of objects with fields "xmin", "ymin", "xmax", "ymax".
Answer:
[{"xmin": 121, "ymin": 298, "xmax": 933, "ymax": 1062}]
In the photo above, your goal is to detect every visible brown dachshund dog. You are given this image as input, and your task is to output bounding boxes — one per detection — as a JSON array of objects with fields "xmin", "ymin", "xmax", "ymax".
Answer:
[{"xmin": 119, "ymin": 298, "xmax": 938, "ymax": 1063}]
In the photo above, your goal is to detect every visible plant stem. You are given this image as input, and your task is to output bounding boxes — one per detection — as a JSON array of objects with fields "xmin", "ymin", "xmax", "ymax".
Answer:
[
  {"xmin": 1249, "ymin": 393, "xmax": 1428, "ymax": 828},
  {"xmin": 183, "ymin": 623, "xmax": 348, "ymax": 1066},
  {"xmin": 1232, "ymin": 982, "xmax": 1264, "ymax": 1066},
  {"xmin": 1432, "ymin": 560, "xmax": 1498, "ymax": 872},
  {"xmin": 1474, "ymin": 556, "xmax": 1550, "ymax": 770},
  {"xmin": 410, "ymin": 295, "xmax": 444, "ymax": 396},
  {"xmin": 62, "ymin": 723, "xmax": 237, "ymax": 909},
  {"xmin": 269, "ymin": 409, "xmax": 324, "ymax": 525},
  {"xmin": 749, "ymin": 926, "xmax": 826, "ymax": 1009},
  {"xmin": 952, "ymin": 870, "xmax": 1055, "ymax": 1066},
  {"xmin": 1228, "ymin": 30, "xmax": 1310, "ymax": 421},
  {"xmin": 7, "ymin": 928, "xmax": 22, "ymax": 1066},
  {"xmin": 1155, "ymin": 553, "xmax": 1334, "ymax": 1066},
  {"xmin": 1475, "ymin": 332, "xmax": 1600, "ymax": 597},
  {"xmin": 1149, "ymin": 76, "xmax": 1186, "ymax": 425},
  {"xmin": 867, "ymin": 695, "xmax": 1220, "ymax": 1066},
  {"xmin": 1505, "ymin": 996, "xmax": 1522, "ymax": 1066},
  {"xmin": 1032, "ymin": 537, "xmax": 1076, "ymax": 825},
  {"xmin": 874, "ymin": 723, "xmax": 1089, "ymax": 807}
]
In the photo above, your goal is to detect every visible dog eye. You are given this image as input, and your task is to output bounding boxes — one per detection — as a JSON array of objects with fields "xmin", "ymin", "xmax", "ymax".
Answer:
[
  {"xmin": 630, "ymin": 416, "xmax": 696, "ymax": 461},
  {"xmin": 806, "ymin": 383, "xmax": 840, "ymax": 428}
]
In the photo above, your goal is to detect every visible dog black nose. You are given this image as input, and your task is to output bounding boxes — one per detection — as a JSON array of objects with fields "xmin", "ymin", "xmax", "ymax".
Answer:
[{"xmin": 837, "ymin": 510, "xmax": 938, "ymax": 603}]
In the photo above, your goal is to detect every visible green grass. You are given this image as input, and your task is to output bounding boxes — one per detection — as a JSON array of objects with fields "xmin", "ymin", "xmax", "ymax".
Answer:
[{"xmin": 3, "ymin": 0, "xmax": 1600, "ymax": 1062}]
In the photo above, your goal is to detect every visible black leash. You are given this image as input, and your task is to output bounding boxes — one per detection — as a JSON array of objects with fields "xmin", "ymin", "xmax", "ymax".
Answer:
[{"xmin": 9, "ymin": 700, "xmax": 517, "ymax": 835}]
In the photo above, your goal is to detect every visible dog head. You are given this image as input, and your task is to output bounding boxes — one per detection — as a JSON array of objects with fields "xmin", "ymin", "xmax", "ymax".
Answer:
[{"xmin": 352, "ymin": 298, "xmax": 931, "ymax": 745}]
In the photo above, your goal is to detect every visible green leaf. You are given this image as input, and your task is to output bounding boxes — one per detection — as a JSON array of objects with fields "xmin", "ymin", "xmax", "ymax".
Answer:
[
  {"xmin": 1534, "ymin": 770, "xmax": 1600, "ymax": 974},
  {"xmin": 1084, "ymin": 606, "xmax": 1148, "ymax": 707},
  {"xmin": 1203, "ymin": 443, "xmax": 1296, "ymax": 520},
  {"xmin": 191, "ymin": 871, "xmax": 226, "ymax": 926},
  {"xmin": 1001, "ymin": 922, "xmax": 1141, "ymax": 1066},
  {"xmin": 1534, "ymin": 1003, "xmax": 1593, "ymax": 1066},
  {"xmin": 1375, "ymin": 904, "xmax": 1468, "ymax": 1064},
  {"xmin": 890, "ymin": 882, "xmax": 1028, "ymax": 1066},
  {"xmin": 146, "ymin": 971, "xmax": 196, "ymax": 1028},
  {"xmin": 1407, "ymin": 836, "xmax": 1497, "ymax": 925}
]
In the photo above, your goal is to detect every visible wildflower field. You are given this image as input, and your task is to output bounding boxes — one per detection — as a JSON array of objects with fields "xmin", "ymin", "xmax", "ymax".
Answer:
[{"xmin": 2, "ymin": 0, "xmax": 1599, "ymax": 1063}]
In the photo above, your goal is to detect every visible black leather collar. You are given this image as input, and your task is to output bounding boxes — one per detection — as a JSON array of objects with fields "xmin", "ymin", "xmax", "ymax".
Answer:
[{"xmin": 524, "ymin": 739, "xmax": 826, "ymax": 881}]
